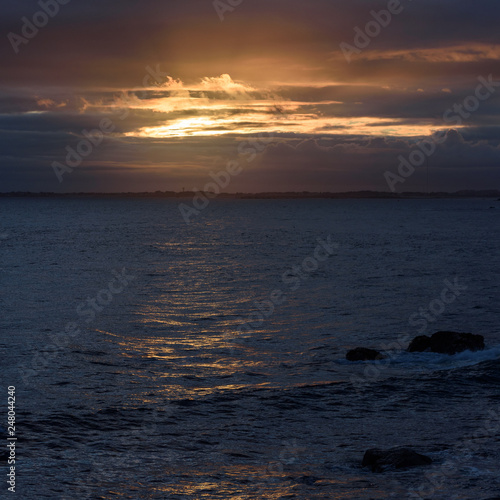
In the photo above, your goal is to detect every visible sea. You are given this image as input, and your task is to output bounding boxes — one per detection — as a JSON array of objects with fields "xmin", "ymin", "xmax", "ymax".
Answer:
[{"xmin": 0, "ymin": 197, "xmax": 499, "ymax": 499}]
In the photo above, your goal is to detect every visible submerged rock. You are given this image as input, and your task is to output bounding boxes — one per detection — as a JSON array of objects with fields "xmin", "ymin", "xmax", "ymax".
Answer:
[
  {"xmin": 362, "ymin": 447, "xmax": 432, "ymax": 472},
  {"xmin": 346, "ymin": 347, "xmax": 386, "ymax": 361},
  {"xmin": 407, "ymin": 331, "xmax": 484, "ymax": 355}
]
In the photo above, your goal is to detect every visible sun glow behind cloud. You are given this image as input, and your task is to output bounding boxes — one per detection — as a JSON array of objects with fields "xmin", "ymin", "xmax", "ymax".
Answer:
[
  {"xmin": 116, "ymin": 74, "xmax": 452, "ymax": 139},
  {"xmin": 2, "ymin": 0, "xmax": 499, "ymax": 193}
]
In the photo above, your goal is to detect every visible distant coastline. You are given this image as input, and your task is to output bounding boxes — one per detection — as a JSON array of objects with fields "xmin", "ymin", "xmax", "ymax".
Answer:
[{"xmin": 1, "ymin": 190, "xmax": 499, "ymax": 199}]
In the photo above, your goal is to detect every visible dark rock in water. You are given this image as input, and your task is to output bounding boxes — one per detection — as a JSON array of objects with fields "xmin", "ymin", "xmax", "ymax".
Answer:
[
  {"xmin": 362, "ymin": 447, "xmax": 432, "ymax": 472},
  {"xmin": 430, "ymin": 331, "xmax": 484, "ymax": 354},
  {"xmin": 407, "ymin": 331, "xmax": 484, "ymax": 355},
  {"xmin": 346, "ymin": 347, "xmax": 386, "ymax": 361},
  {"xmin": 407, "ymin": 335, "xmax": 431, "ymax": 352}
]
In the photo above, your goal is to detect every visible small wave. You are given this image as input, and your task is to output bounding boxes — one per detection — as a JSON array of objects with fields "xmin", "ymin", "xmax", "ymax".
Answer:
[
  {"xmin": 397, "ymin": 345, "xmax": 500, "ymax": 369},
  {"xmin": 338, "ymin": 345, "xmax": 500, "ymax": 371}
]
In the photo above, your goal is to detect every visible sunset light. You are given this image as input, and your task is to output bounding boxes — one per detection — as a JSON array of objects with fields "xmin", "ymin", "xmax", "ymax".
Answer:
[{"xmin": 1, "ymin": 1, "xmax": 500, "ymax": 498}]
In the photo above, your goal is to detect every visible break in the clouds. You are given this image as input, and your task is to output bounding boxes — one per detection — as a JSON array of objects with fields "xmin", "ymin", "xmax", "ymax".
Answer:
[{"xmin": 0, "ymin": 0, "xmax": 499, "ymax": 192}]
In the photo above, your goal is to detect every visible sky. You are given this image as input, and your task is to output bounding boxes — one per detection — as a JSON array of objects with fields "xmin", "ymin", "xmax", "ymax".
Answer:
[{"xmin": 1, "ymin": 0, "xmax": 500, "ymax": 193}]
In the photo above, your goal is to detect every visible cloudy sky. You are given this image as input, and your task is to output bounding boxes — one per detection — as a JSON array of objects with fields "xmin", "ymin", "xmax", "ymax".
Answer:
[{"xmin": 1, "ymin": 0, "xmax": 499, "ymax": 192}]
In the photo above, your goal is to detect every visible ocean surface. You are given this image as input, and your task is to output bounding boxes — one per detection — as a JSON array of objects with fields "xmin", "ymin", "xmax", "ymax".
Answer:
[{"xmin": 1, "ymin": 197, "xmax": 499, "ymax": 499}]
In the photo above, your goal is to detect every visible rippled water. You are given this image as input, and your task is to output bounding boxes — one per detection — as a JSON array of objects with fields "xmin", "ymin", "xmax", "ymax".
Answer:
[{"xmin": 1, "ymin": 197, "xmax": 499, "ymax": 499}]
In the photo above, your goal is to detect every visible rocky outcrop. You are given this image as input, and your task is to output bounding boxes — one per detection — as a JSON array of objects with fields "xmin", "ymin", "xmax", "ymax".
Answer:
[
  {"xmin": 407, "ymin": 331, "xmax": 484, "ymax": 355},
  {"xmin": 407, "ymin": 335, "xmax": 431, "ymax": 352},
  {"xmin": 362, "ymin": 447, "xmax": 432, "ymax": 472},
  {"xmin": 346, "ymin": 347, "xmax": 386, "ymax": 361}
]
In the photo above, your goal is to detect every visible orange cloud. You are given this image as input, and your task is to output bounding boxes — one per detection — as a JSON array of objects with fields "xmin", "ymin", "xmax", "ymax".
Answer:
[{"xmin": 355, "ymin": 44, "xmax": 500, "ymax": 63}]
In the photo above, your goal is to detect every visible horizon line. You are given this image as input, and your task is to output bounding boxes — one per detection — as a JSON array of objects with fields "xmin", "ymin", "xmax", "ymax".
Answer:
[{"xmin": 1, "ymin": 189, "xmax": 499, "ymax": 199}]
